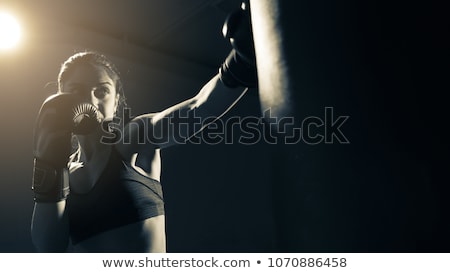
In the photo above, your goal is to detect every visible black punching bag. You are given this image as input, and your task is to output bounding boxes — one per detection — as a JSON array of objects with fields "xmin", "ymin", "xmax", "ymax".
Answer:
[{"xmin": 249, "ymin": 0, "xmax": 449, "ymax": 252}]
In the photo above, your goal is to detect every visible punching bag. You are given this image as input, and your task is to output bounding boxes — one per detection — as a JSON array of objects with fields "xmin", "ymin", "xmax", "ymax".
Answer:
[{"xmin": 249, "ymin": 0, "xmax": 449, "ymax": 252}]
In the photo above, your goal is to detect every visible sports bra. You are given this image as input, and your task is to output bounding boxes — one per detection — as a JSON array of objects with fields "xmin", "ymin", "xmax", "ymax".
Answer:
[{"xmin": 66, "ymin": 147, "xmax": 164, "ymax": 245}]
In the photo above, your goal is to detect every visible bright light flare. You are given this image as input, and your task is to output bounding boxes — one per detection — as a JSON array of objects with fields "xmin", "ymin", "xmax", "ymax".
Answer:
[{"xmin": 0, "ymin": 11, "xmax": 21, "ymax": 50}]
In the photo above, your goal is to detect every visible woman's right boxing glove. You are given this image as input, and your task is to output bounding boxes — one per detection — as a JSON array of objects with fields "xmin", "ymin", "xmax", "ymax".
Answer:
[{"xmin": 32, "ymin": 93, "xmax": 101, "ymax": 202}]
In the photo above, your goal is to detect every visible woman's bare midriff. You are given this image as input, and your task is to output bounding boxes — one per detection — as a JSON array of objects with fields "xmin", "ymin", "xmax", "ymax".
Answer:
[{"xmin": 71, "ymin": 215, "xmax": 166, "ymax": 253}]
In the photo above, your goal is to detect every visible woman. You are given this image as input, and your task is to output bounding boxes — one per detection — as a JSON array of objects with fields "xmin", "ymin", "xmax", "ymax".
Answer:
[{"xmin": 30, "ymin": 3, "xmax": 256, "ymax": 253}]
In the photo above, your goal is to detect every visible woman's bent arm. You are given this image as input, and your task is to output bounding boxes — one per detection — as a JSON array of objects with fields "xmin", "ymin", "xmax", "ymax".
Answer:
[{"xmin": 31, "ymin": 201, "xmax": 69, "ymax": 252}]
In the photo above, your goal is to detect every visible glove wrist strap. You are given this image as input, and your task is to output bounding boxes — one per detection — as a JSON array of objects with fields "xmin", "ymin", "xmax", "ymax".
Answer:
[
  {"xmin": 32, "ymin": 159, "xmax": 70, "ymax": 203},
  {"xmin": 219, "ymin": 50, "xmax": 257, "ymax": 88}
]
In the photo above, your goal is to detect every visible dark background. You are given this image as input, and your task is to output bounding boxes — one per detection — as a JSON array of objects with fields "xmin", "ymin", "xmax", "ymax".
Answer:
[{"xmin": 0, "ymin": 0, "xmax": 448, "ymax": 252}]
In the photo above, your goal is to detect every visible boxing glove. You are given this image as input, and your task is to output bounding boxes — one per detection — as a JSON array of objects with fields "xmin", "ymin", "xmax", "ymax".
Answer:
[
  {"xmin": 32, "ymin": 93, "xmax": 101, "ymax": 202},
  {"xmin": 219, "ymin": 2, "xmax": 257, "ymax": 88}
]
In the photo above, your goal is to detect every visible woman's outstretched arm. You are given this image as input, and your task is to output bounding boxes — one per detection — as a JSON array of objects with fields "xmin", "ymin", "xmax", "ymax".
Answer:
[{"xmin": 122, "ymin": 3, "xmax": 256, "ymax": 150}]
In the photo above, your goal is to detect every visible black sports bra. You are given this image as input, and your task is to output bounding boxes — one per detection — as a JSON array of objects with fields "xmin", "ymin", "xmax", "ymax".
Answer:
[{"xmin": 66, "ymin": 147, "xmax": 164, "ymax": 245}]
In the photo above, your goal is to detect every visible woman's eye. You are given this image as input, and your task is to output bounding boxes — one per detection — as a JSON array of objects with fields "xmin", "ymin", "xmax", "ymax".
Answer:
[{"xmin": 94, "ymin": 87, "xmax": 109, "ymax": 98}]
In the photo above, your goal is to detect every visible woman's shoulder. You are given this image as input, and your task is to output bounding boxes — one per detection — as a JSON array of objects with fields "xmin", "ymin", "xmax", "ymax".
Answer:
[{"xmin": 113, "ymin": 141, "xmax": 162, "ymax": 181}]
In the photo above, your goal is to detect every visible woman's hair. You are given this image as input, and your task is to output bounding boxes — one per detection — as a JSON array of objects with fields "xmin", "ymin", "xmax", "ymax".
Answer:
[{"xmin": 57, "ymin": 51, "xmax": 127, "ymax": 116}]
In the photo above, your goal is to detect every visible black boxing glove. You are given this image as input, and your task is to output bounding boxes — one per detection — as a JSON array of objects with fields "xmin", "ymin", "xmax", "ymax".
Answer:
[
  {"xmin": 219, "ymin": 2, "xmax": 257, "ymax": 88},
  {"xmin": 32, "ymin": 93, "xmax": 101, "ymax": 202}
]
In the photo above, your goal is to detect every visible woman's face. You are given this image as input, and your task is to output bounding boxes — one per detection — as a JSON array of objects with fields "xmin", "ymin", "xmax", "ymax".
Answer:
[{"xmin": 61, "ymin": 64, "xmax": 119, "ymax": 120}]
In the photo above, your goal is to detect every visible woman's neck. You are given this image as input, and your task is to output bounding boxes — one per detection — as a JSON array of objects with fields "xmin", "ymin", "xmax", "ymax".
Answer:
[{"xmin": 76, "ymin": 132, "xmax": 110, "ymax": 163}]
